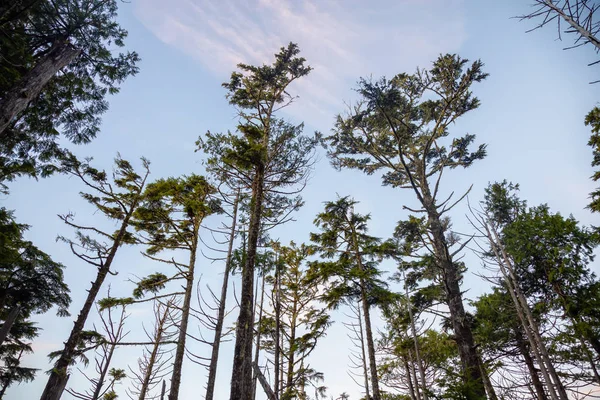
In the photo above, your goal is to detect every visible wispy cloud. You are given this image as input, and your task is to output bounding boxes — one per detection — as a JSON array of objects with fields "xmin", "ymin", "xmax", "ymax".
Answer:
[{"xmin": 134, "ymin": 0, "xmax": 467, "ymax": 127}]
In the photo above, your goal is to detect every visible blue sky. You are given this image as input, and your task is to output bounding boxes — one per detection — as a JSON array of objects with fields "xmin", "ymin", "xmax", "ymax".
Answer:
[{"xmin": 4, "ymin": 0, "xmax": 600, "ymax": 399}]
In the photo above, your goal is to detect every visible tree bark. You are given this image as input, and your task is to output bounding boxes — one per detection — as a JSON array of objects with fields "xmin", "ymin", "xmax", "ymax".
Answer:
[
  {"xmin": 360, "ymin": 283, "xmax": 381, "ymax": 400},
  {"xmin": 205, "ymin": 190, "xmax": 239, "ymax": 400},
  {"xmin": 516, "ymin": 329, "xmax": 549, "ymax": 400},
  {"xmin": 286, "ymin": 293, "xmax": 299, "ymax": 394},
  {"xmin": 403, "ymin": 353, "xmax": 418, "ymax": 400},
  {"xmin": 404, "ymin": 274, "xmax": 427, "ymax": 400},
  {"xmin": 274, "ymin": 254, "xmax": 281, "ymax": 400},
  {"xmin": 422, "ymin": 193, "xmax": 486, "ymax": 399},
  {"xmin": 252, "ymin": 274, "xmax": 266, "ymax": 400},
  {"xmin": 91, "ymin": 342, "xmax": 117, "ymax": 400},
  {"xmin": 486, "ymin": 222, "xmax": 567, "ymax": 400},
  {"xmin": 139, "ymin": 304, "xmax": 171, "ymax": 400},
  {"xmin": 230, "ymin": 162, "xmax": 266, "ymax": 400},
  {"xmin": 40, "ymin": 212, "xmax": 135, "ymax": 400},
  {"xmin": 0, "ymin": 304, "xmax": 21, "ymax": 346},
  {"xmin": 167, "ymin": 229, "xmax": 198, "ymax": 400},
  {"xmin": 356, "ymin": 303, "xmax": 371, "ymax": 400},
  {"xmin": 253, "ymin": 362, "xmax": 277, "ymax": 400},
  {"xmin": 160, "ymin": 380, "xmax": 166, "ymax": 400},
  {"xmin": 0, "ymin": 41, "xmax": 80, "ymax": 136}
]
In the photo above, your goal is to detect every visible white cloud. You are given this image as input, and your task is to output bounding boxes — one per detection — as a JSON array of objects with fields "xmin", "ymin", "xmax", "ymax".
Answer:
[{"xmin": 134, "ymin": 0, "xmax": 467, "ymax": 128}]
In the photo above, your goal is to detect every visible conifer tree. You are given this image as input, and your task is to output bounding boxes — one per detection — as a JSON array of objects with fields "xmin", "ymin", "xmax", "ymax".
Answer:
[
  {"xmin": 132, "ymin": 174, "xmax": 218, "ymax": 400},
  {"xmin": 198, "ymin": 43, "xmax": 314, "ymax": 400},
  {"xmin": 41, "ymin": 156, "xmax": 150, "ymax": 400},
  {"xmin": 258, "ymin": 241, "xmax": 330, "ymax": 399},
  {"xmin": 0, "ymin": 0, "xmax": 139, "ymax": 184},
  {"xmin": 323, "ymin": 55, "xmax": 488, "ymax": 399},
  {"xmin": 310, "ymin": 196, "xmax": 394, "ymax": 400}
]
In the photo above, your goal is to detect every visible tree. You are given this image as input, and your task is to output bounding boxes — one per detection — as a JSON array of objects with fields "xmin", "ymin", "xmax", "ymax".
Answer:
[
  {"xmin": 323, "ymin": 55, "xmax": 488, "ymax": 399},
  {"xmin": 518, "ymin": 0, "xmax": 599, "ymax": 82},
  {"xmin": 502, "ymin": 205, "xmax": 600, "ymax": 367},
  {"xmin": 258, "ymin": 241, "xmax": 330, "ymax": 399},
  {"xmin": 198, "ymin": 42, "xmax": 314, "ymax": 400},
  {"xmin": 133, "ymin": 174, "xmax": 218, "ymax": 400},
  {"xmin": 201, "ymin": 188, "xmax": 241, "ymax": 400},
  {"xmin": 41, "ymin": 156, "xmax": 150, "ymax": 400},
  {"xmin": 0, "ymin": 207, "xmax": 70, "ymax": 345},
  {"xmin": 585, "ymin": 107, "xmax": 600, "ymax": 212},
  {"xmin": 310, "ymin": 196, "xmax": 394, "ymax": 400},
  {"xmin": 0, "ymin": 0, "xmax": 139, "ymax": 185},
  {"xmin": 66, "ymin": 303, "xmax": 128, "ymax": 400},
  {"xmin": 127, "ymin": 298, "xmax": 178, "ymax": 400}
]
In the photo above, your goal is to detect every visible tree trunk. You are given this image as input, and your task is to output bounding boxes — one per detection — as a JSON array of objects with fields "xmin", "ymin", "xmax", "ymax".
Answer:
[
  {"xmin": 404, "ymin": 274, "xmax": 427, "ymax": 400},
  {"xmin": 0, "ymin": 304, "xmax": 21, "ymax": 346},
  {"xmin": 206, "ymin": 191, "xmax": 239, "ymax": 400},
  {"xmin": 356, "ymin": 302, "xmax": 371, "ymax": 400},
  {"xmin": 167, "ymin": 230, "xmax": 198, "ymax": 400},
  {"xmin": 478, "ymin": 354, "xmax": 498, "ymax": 400},
  {"xmin": 230, "ymin": 162, "xmax": 266, "ymax": 400},
  {"xmin": 91, "ymin": 341, "xmax": 118, "ymax": 400},
  {"xmin": 40, "ymin": 212, "xmax": 135, "ymax": 400},
  {"xmin": 139, "ymin": 304, "xmax": 171, "ymax": 400},
  {"xmin": 403, "ymin": 353, "xmax": 417, "ymax": 400},
  {"xmin": 360, "ymin": 282, "xmax": 381, "ymax": 400},
  {"xmin": 486, "ymin": 222, "xmax": 567, "ymax": 400},
  {"xmin": 274, "ymin": 255, "xmax": 281, "ymax": 400},
  {"xmin": 252, "ymin": 273, "xmax": 266, "ymax": 400},
  {"xmin": 516, "ymin": 329, "xmax": 549, "ymax": 400},
  {"xmin": 253, "ymin": 362, "xmax": 277, "ymax": 400},
  {"xmin": 422, "ymin": 194, "xmax": 486, "ymax": 399},
  {"xmin": 286, "ymin": 295, "xmax": 299, "ymax": 394},
  {"xmin": 160, "ymin": 380, "xmax": 166, "ymax": 400},
  {"xmin": 0, "ymin": 41, "xmax": 80, "ymax": 136},
  {"xmin": 541, "ymin": 0, "xmax": 600, "ymax": 50},
  {"xmin": 407, "ymin": 350, "xmax": 421, "ymax": 400}
]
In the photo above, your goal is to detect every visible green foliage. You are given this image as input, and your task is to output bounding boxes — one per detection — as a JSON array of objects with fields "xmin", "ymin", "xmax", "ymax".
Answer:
[
  {"xmin": 0, "ymin": 207, "xmax": 71, "ymax": 317},
  {"xmin": 310, "ymin": 196, "xmax": 394, "ymax": 308},
  {"xmin": 0, "ymin": 0, "xmax": 139, "ymax": 185},
  {"xmin": 133, "ymin": 174, "xmax": 218, "ymax": 255},
  {"xmin": 585, "ymin": 106, "xmax": 600, "ymax": 212},
  {"xmin": 132, "ymin": 273, "xmax": 168, "ymax": 299},
  {"xmin": 323, "ymin": 54, "xmax": 487, "ymax": 189}
]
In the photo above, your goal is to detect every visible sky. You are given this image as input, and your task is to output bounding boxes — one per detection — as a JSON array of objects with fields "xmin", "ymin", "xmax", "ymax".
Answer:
[{"xmin": 4, "ymin": 0, "xmax": 600, "ymax": 399}]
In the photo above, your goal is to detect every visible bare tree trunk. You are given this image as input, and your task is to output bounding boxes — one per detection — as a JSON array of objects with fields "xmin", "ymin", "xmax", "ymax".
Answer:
[
  {"xmin": 274, "ymin": 254, "xmax": 281, "ymax": 400},
  {"xmin": 139, "ymin": 304, "xmax": 171, "ymax": 400},
  {"xmin": 230, "ymin": 162, "xmax": 266, "ymax": 400},
  {"xmin": 286, "ymin": 295, "xmax": 299, "ymax": 394},
  {"xmin": 160, "ymin": 380, "xmax": 166, "ymax": 400},
  {"xmin": 252, "ymin": 274, "xmax": 266, "ymax": 400},
  {"xmin": 205, "ymin": 191, "xmax": 239, "ymax": 400},
  {"xmin": 0, "ymin": 41, "xmax": 80, "ymax": 136},
  {"xmin": 478, "ymin": 354, "xmax": 498, "ymax": 400},
  {"xmin": 540, "ymin": 0, "xmax": 600, "ymax": 50},
  {"xmin": 516, "ymin": 329, "xmax": 549, "ymax": 400},
  {"xmin": 253, "ymin": 362, "xmax": 277, "ymax": 400},
  {"xmin": 167, "ymin": 231, "xmax": 198, "ymax": 400},
  {"xmin": 356, "ymin": 303, "xmax": 371, "ymax": 400},
  {"xmin": 359, "ymin": 283, "xmax": 380, "ymax": 400},
  {"xmin": 0, "ymin": 304, "xmax": 20, "ymax": 346},
  {"xmin": 41, "ymin": 212, "xmax": 136, "ymax": 400},
  {"xmin": 485, "ymin": 221, "xmax": 568, "ymax": 400}
]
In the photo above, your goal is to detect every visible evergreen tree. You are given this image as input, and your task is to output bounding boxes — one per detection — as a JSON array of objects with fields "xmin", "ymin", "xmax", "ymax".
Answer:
[
  {"xmin": 198, "ymin": 42, "xmax": 314, "ymax": 400},
  {"xmin": 310, "ymin": 196, "xmax": 394, "ymax": 400},
  {"xmin": 0, "ymin": 0, "xmax": 139, "ymax": 186},
  {"xmin": 258, "ymin": 241, "xmax": 330, "ymax": 399},
  {"xmin": 133, "ymin": 174, "xmax": 219, "ymax": 400},
  {"xmin": 322, "ymin": 55, "xmax": 488, "ymax": 399},
  {"xmin": 41, "ymin": 156, "xmax": 150, "ymax": 400}
]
